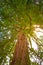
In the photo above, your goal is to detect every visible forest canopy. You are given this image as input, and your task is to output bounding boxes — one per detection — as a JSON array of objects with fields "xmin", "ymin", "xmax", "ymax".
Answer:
[{"xmin": 0, "ymin": 0, "xmax": 43, "ymax": 65}]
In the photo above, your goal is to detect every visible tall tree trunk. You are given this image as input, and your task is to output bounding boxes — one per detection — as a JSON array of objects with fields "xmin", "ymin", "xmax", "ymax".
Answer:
[{"xmin": 10, "ymin": 31, "xmax": 31, "ymax": 65}]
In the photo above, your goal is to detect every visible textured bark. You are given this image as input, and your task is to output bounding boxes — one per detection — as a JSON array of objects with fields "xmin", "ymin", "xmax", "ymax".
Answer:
[{"xmin": 10, "ymin": 31, "xmax": 30, "ymax": 65}]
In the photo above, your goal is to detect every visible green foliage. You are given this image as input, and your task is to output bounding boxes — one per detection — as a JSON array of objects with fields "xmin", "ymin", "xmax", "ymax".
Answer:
[{"xmin": 0, "ymin": 0, "xmax": 43, "ymax": 65}]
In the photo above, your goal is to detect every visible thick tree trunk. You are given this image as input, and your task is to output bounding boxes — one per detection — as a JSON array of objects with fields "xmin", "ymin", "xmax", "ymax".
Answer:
[{"xmin": 10, "ymin": 31, "xmax": 30, "ymax": 65}]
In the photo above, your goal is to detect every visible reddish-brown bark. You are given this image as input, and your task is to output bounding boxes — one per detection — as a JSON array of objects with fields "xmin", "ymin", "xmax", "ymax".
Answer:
[{"xmin": 10, "ymin": 31, "xmax": 30, "ymax": 65}]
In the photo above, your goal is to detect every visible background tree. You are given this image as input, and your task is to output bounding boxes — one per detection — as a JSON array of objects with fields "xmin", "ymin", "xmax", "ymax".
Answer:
[{"xmin": 0, "ymin": 0, "xmax": 43, "ymax": 65}]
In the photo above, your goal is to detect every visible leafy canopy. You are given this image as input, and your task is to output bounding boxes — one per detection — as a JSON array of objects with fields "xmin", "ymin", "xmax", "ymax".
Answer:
[{"xmin": 0, "ymin": 0, "xmax": 43, "ymax": 65}]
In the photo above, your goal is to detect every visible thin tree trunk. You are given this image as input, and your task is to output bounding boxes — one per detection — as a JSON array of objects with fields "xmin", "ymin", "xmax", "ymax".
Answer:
[{"xmin": 10, "ymin": 31, "xmax": 31, "ymax": 65}]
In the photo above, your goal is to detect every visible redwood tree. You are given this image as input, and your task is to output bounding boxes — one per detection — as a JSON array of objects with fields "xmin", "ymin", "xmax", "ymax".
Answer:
[{"xmin": 0, "ymin": 0, "xmax": 43, "ymax": 65}]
